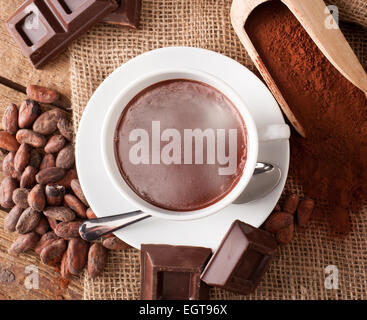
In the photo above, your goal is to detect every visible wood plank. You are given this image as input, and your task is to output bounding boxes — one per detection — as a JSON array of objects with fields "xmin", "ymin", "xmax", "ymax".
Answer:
[
  {"xmin": 0, "ymin": 0, "xmax": 71, "ymax": 100},
  {"xmin": 0, "ymin": 84, "xmax": 82, "ymax": 300}
]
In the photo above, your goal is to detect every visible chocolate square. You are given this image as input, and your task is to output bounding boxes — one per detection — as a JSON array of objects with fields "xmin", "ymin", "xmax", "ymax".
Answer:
[
  {"xmin": 46, "ymin": 0, "xmax": 111, "ymax": 26},
  {"xmin": 6, "ymin": 0, "xmax": 117, "ymax": 68},
  {"xmin": 201, "ymin": 220, "xmax": 277, "ymax": 295},
  {"xmin": 7, "ymin": 0, "xmax": 64, "ymax": 57},
  {"xmin": 141, "ymin": 244, "xmax": 212, "ymax": 300},
  {"xmin": 103, "ymin": 0, "xmax": 142, "ymax": 28}
]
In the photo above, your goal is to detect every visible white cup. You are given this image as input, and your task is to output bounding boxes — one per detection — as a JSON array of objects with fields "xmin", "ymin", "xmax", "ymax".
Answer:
[{"xmin": 101, "ymin": 68, "xmax": 290, "ymax": 221}]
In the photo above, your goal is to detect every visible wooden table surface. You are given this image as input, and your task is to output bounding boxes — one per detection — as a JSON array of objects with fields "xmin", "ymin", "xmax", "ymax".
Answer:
[{"xmin": 0, "ymin": 0, "xmax": 83, "ymax": 300}]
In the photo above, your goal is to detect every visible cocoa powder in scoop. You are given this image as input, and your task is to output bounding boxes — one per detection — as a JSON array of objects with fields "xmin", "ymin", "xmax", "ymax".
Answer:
[{"xmin": 246, "ymin": 1, "xmax": 367, "ymax": 233}]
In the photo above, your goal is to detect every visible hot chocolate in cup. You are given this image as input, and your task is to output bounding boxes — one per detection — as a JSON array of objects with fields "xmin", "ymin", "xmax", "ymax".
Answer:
[{"xmin": 101, "ymin": 68, "xmax": 290, "ymax": 221}]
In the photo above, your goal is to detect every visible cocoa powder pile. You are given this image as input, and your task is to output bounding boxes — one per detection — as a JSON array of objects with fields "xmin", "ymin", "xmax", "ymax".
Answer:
[{"xmin": 246, "ymin": 1, "xmax": 367, "ymax": 234}]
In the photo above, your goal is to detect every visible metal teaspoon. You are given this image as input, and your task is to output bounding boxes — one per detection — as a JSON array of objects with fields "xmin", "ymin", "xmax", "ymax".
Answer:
[{"xmin": 79, "ymin": 162, "xmax": 281, "ymax": 241}]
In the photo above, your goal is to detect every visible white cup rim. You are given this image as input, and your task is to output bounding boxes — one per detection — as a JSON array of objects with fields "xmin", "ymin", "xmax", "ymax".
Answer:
[{"xmin": 101, "ymin": 68, "xmax": 259, "ymax": 221}]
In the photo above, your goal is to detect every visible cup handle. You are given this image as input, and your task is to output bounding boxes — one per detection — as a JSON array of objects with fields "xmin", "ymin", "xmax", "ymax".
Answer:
[{"xmin": 258, "ymin": 124, "xmax": 290, "ymax": 142}]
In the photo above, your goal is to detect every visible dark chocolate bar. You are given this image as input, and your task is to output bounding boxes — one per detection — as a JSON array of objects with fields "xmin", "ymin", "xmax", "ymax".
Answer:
[
  {"xmin": 103, "ymin": 0, "xmax": 141, "ymax": 28},
  {"xmin": 6, "ymin": 0, "xmax": 118, "ymax": 68},
  {"xmin": 140, "ymin": 244, "xmax": 212, "ymax": 300},
  {"xmin": 201, "ymin": 220, "xmax": 277, "ymax": 295}
]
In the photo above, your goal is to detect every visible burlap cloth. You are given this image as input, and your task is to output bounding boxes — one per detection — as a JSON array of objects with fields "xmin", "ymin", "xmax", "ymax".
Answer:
[{"xmin": 69, "ymin": 0, "xmax": 367, "ymax": 300}]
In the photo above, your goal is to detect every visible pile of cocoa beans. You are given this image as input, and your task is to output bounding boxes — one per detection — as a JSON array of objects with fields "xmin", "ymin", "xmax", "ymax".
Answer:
[
  {"xmin": 0, "ymin": 85, "xmax": 130, "ymax": 283},
  {"xmin": 264, "ymin": 194, "xmax": 315, "ymax": 244}
]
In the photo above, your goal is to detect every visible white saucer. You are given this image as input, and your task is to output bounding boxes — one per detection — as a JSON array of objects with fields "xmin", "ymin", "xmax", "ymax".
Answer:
[{"xmin": 76, "ymin": 47, "xmax": 289, "ymax": 250}]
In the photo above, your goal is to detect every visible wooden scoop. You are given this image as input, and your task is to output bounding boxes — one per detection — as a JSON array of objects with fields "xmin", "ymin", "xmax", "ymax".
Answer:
[{"xmin": 231, "ymin": 0, "xmax": 367, "ymax": 138}]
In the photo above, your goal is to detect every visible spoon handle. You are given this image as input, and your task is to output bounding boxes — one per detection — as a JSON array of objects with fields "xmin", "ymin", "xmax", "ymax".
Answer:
[{"xmin": 79, "ymin": 210, "xmax": 151, "ymax": 242}]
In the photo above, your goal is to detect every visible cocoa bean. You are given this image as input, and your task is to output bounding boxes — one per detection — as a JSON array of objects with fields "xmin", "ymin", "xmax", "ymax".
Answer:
[
  {"xmin": 88, "ymin": 243, "xmax": 107, "ymax": 279},
  {"xmin": 4, "ymin": 206, "xmax": 24, "ymax": 232},
  {"xmin": 8, "ymin": 232, "xmax": 39, "ymax": 255},
  {"xmin": 45, "ymin": 184, "xmax": 65, "ymax": 206},
  {"xmin": 296, "ymin": 198, "xmax": 315, "ymax": 227},
  {"xmin": 60, "ymin": 251, "xmax": 72, "ymax": 279},
  {"xmin": 70, "ymin": 179, "xmax": 88, "ymax": 206},
  {"xmin": 283, "ymin": 194, "xmax": 299, "ymax": 215},
  {"xmin": 20, "ymin": 166, "xmax": 37, "ymax": 188},
  {"xmin": 86, "ymin": 208, "xmax": 97, "ymax": 219},
  {"xmin": 56, "ymin": 145, "xmax": 74, "ymax": 169},
  {"xmin": 43, "ymin": 206, "xmax": 75, "ymax": 222},
  {"xmin": 33, "ymin": 109, "xmax": 66, "ymax": 135},
  {"xmin": 15, "ymin": 207, "xmax": 41, "ymax": 234},
  {"xmin": 67, "ymin": 238, "xmax": 89, "ymax": 275},
  {"xmin": 47, "ymin": 217, "xmax": 59, "ymax": 231},
  {"xmin": 55, "ymin": 221, "xmax": 82, "ymax": 239},
  {"xmin": 64, "ymin": 194, "xmax": 86, "ymax": 218},
  {"xmin": 0, "ymin": 131, "xmax": 20, "ymax": 152},
  {"xmin": 14, "ymin": 143, "xmax": 31, "ymax": 172},
  {"xmin": 16, "ymin": 129, "xmax": 46, "ymax": 148},
  {"xmin": 274, "ymin": 204, "xmax": 281, "ymax": 212},
  {"xmin": 26, "ymin": 85, "xmax": 60, "ymax": 104},
  {"xmin": 36, "ymin": 167, "xmax": 66, "ymax": 184},
  {"xmin": 40, "ymin": 239, "xmax": 66, "ymax": 266},
  {"xmin": 0, "ymin": 176, "xmax": 18, "ymax": 208},
  {"xmin": 12, "ymin": 188, "xmax": 30, "ymax": 209},
  {"xmin": 29, "ymin": 149, "xmax": 42, "ymax": 169},
  {"xmin": 18, "ymin": 100, "xmax": 41, "ymax": 129},
  {"xmin": 2, "ymin": 103, "xmax": 18, "ymax": 134},
  {"xmin": 40, "ymin": 153, "xmax": 55, "ymax": 170},
  {"xmin": 102, "ymin": 236, "xmax": 131, "ymax": 250},
  {"xmin": 34, "ymin": 217, "xmax": 50, "ymax": 235},
  {"xmin": 28, "ymin": 184, "xmax": 46, "ymax": 211},
  {"xmin": 264, "ymin": 212, "xmax": 294, "ymax": 233},
  {"xmin": 276, "ymin": 223, "xmax": 294, "ymax": 244},
  {"xmin": 44, "ymin": 135, "xmax": 65, "ymax": 154},
  {"xmin": 56, "ymin": 169, "xmax": 77, "ymax": 189},
  {"xmin": 57, "ymin": 118, "xmax": 73, "ymax": 141},
  {"xmin": 35, "ymin": 231, "xmax": 58, "ymax": 254},
  {"xmin": 3, "ymin": 151, "xmax": 21, "ymax": 179}
]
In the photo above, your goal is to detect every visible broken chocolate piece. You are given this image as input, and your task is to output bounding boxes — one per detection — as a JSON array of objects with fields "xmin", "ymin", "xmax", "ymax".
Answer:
[
  {"xmin": 201, "ymin": 220, "xmax": 277, "ymax": 295},
  {"xmin": 103, "ymin": 0, "xmax": 141, "ymax": 28},
  {"xmin": 140, "ymin": 244, "xmax": 212, "ymax": 300},
  {"xmin": 6, "ymin": 0, "xmax": 118, "ymax": 68}
]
